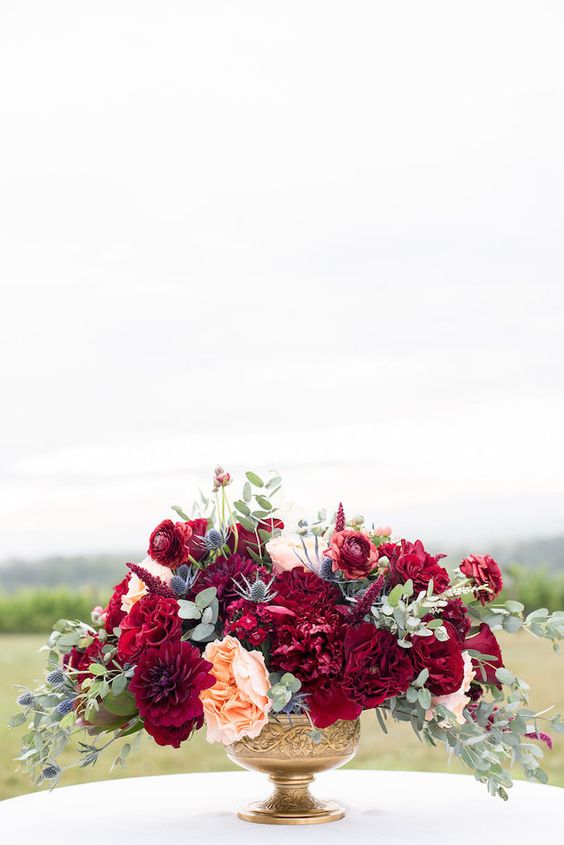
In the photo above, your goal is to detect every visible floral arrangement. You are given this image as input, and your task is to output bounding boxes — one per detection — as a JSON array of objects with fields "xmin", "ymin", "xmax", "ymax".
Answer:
[{"xmin": 12, "ymin": 467, "xmax": 564, "ymax": 800}]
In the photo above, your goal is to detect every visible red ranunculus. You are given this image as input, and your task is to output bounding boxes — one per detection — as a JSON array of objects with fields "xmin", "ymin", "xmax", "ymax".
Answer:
[
  {"xmin": 228, "ymin": 518, "xmax": 284, "ymax": 558},
  {"xmin": 129, "ymin": 641, "xmax": 214, "ymax": 743},
  {"xmin": 191, "ymin": 553, "xmax": 260, "ymax": 610},
  {"xmin": 326, "ymin": 530, "xmax": 379, "ymax": 579},
  {"xmin": 381, "ymin": 539, "xmax": 450, "ymax": 594},
  {"xmin": 148, "ymin": 519, "xmax": 193, "ymax": 568},
  {"xmin": 104, "ymin": 575, "xmax": 130, "ymax": 633},
  {"xmin": 342, "ymin": 623, "xmax": 415, "ymax": 707},
  {"xmin": 460, "ymin": 554, "xmax": 503, "ymax": 605},
  {"xmin": 410, "ymin": 621, "xmax": 465, "ymax": 696},
  {"xmin": 464, "ymin": 623, "xmax": 504, "ymax": 687},
  {"xmin": 117, "ymin": 595, "xmax": 182, "ymax": 662}
]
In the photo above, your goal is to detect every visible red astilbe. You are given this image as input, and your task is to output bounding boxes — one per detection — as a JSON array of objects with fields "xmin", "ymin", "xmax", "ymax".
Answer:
[
  {"xmin": 126, "ymin": 562, "xmax": 177, "ymax": 599},
  {"xmin": 348, "ymin": 575, "xmax": 385, "ymax": 624},
  {"xmin": 335, "ymin": 502, "xmax": 346, "ymax": 532}
]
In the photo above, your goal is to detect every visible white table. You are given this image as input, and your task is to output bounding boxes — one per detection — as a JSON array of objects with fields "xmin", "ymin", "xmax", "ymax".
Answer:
[{"xmin": 1, "ymin": 770, "xmax": 561, "ymax": 844}]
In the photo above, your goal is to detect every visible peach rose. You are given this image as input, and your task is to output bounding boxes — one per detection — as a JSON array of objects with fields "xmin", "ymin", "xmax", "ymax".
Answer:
[
  {"xmin": 200, "ymin": 635, "xmax": 271, "ymax": 744},
  {"xmin": 120, "ymin": 557, "xmax": 173, "ymax": 614},
  {"xmin": 265, "ymin": 534, "xmax": 314, "ymax": 574},
  {"xmin": 427, "ymin": 651, "xmax": 476, "ymax": 725}
]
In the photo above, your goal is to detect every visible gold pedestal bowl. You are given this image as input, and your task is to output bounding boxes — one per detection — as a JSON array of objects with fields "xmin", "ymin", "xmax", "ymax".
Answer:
[{"xmin": 226, "ymin": 715, "xmax": 360, "ymax": 825}]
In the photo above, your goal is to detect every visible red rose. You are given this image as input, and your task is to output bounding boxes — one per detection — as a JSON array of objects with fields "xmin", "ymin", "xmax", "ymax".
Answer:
[
  {"xmin": 460, "ymin": 554, "xmax": 503, "ymax": 605},
  {"xmin": 228, "ymin": 518, "xmax": 284, "ymax": 558},
  {"xmin": 410, "ymin": 622, "xmax": 465, "ymax": 696},
  {"xmin": 382, "ymin": 540, "xmax": 450, "ymax": 594},
  {"xmin": 117, "ymin": 595, "xmax": 182, "ymax": 662},
  {"xmin": 464, "ymin": 623, "xmax": 504, "ymax": 687},
  {"xmin": 184, "ymin": 518, "xmax": 209, "ymax": 562},
  {"xmin": 148, "ymin": 519, "xmax": 193, "ymax": 568},
  {"xmin": 326, "ymin": 530, "xmax": 379, "ymax": 579},
  {"xmin": 104, "ymin": 575, "xmax": 130, "ymax": 633},
  {"xmin": 129, "ymin": 641, "xmax": 214, "ymax": 739},
  {"xmin": 342, "ymin": 623, "xmax": 415, "ymax": 707}
]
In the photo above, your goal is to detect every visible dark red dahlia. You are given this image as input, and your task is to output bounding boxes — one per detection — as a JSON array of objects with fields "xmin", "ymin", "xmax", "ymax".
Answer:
[
  {"xmin": 148, "ymin": 519, "xmax": 193, "ymax": 568},
  {"xmin": 191, "ymin": 553, "xmax": 259, "ymax": 610},
  {"xmin": 223, "ymin": 598, "xmax": 274, "ymax": 647},
  {"xmin": 410, "ymin": 621, "xmax": 465, "ymax": 696},
  {"xmin": 118, "ymin": 595, "xmax": 183, "ymax": 663},
  {"xmin": 460, "ymin": 554, "xmax": 503, "ymax": 605},
  {"xmin": 228, "ymin": 518, "xmax": 284, "ymax": 558},
  {"xmin": 381, "ymin": 539, "xmax": 450, "ymax": 594},
  {"xmin": 342, "ymin": 623, "xmax": 415, "ymax": 707},
  {"xmin": 104, "ymin": 575, "xmax": 130, "ymax": 633},
  {"xmin": 129, "ymin": 641, "xmax": 214, "ymax": 738},
  {"xmin": 464, "ymin": 623, "xmax": 504, "ymax": 688}
]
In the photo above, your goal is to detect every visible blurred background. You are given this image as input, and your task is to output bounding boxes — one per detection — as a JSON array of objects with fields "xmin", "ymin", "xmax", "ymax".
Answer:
[{"xmin": 1, "ymin": 1, "xmax": 563, "ymax": 798}]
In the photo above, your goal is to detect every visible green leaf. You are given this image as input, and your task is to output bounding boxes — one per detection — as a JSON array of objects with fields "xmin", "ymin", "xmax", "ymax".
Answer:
[
  {"xmin": 245, "ymin": 471, "xmax": 264, "ymax": 487},
  {"xmin": 403, "ymin": 579, "xmax": 414, "ymax": 597},
  {"xmin": 375, "ymin": 708, "xmax": 388, "ymax": 734},
  {"xmin": 195, "ymin": 587, "xmax": 217, "ymax": 610},
  {"xmin": 426, "ymin": 619, "xmax": 443, "ymax": 630},
  {"xmin": 242, "ymin": 482, "xmax": 252, "ymax": 502},
  {"xmin": 417, "ymin": 688, "xmax": 432, "ymax": 710},
  {"xmin": 280, "ymin": 673, "xmax": 301, "ymax": 693},
  {"xmin": 502, "ymin": 615, "xmax": 523, "ymax": 633},
  {"xmin": 234, "ymin": 500, "xmax": 251, "ymax": 516},
  {"xmin": 190, "ymin": 622, "xmax": 216, "ymax": 641},
  {"xmin": 177, "ymin": 601, "xmax": 201, "ymax": 620},
  {"xmin": 504, "ymin": 600, "xmax": 524, "ymax": 613},
  {"xmin": 495, "ymin": 667, "xmax": 515, "ymax": 686},
  {"xmin": 89, "ymin": 663, "xmax": 107, "ymax": 676},
  {"xmin": 406, "ymin": 686, "xmax": 419, "ymax": 703},
  {"xmin": 9, "ymin": 712, "xmax": 28, "ymax": 727},
  {"xmin": 111, "ymin": 674, "xmax": 128, "ymax": 697},
  {"xmin": 414, "ymin": 668, "xmax": 429, "ymax": 687},
  {"xmin": 171, "ymin": 505, "xmax": 190, "ymax": 521},
  {"xmin": 387, "ymin": 584, "xmax": 404, "ymax": 607},
  {"xmin": 103, "ymin": 691, "xmax": 137, "ymax": 717},
  {"xmin": 258, "ymin": 528, "xmax": 273, "ymax": 541},
  {"xmin": 255, "ymin": 495, "xmax": 272, "ymax": 511},
  {"xmin": 237, "ymin": 515, "xmax": 257, "ymax": 532}
]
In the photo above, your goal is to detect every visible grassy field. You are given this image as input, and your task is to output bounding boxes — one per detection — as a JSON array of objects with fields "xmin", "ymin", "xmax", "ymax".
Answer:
[{"xmin": 1, "ymin": 633, "xmax": 563, "ymax": 800}]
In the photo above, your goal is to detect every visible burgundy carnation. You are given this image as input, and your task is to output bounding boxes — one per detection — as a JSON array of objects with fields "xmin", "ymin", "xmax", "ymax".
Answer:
[
  {"xmin": 460, "ymin": 554, "xmax": 503, "ymax": 605},
  {"xmin": 273, "ymin": 568, "xmax": 342, "ymax": 612},
  {"xmin": 223, "ymin": 598, "xmax": 274, "ymax": 647},
  {"xmin": 191, "ymin": 553, "xmax": 259, "ymax": 610},
  {"xmin": 342, "ymin": 623, "xmax": 415, "ymax": 707},
  {"xmin": 148, "ymin": 519, "xmax": 193, "ymax": 568},
  {"xmin": 326, "ymin": 530, "xmax": 379, "ymax": 579},
  {"xmin": 104, "ymin": 575, "xmax": 130, "ymax": 633},
  {"xmin": 228, "ymin": 518, "xmax": 284, "ymax": 558},
  {"xmin": 464, "ymin": 623, "xmax": 504, "ymax": 688},
  {"xmin": 129, "ymin": 641, "xmax": 214, "ymax": 742},
  {"xmin": 381, "ymin": 539, "xmax": 450, "ymax": 594},
  {"xmin": 410, "ymin": 621, "xmax": 465, "ymax": 696},
  {"xmin": 118, "ymin": 595, "xmax": 182, "ymax": 663}
]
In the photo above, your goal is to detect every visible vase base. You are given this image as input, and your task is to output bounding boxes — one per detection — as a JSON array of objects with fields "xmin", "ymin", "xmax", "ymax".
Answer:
[{"xmin": 237, "ymin": 800, "xmax": 345, "ymax": 825}]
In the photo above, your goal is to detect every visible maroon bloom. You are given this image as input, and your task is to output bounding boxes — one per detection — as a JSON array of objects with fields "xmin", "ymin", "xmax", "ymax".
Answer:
[
  {"xmin": 342, "ymin": 623, "xmax": 415, "ymax": 707},
  {"xmin": 184, "ymin": 518, "xmax": 210, "ymax": 562},
  {"xmin": 460, "ymin": 554, "xmax": 503, "ymax": 605},
  {"xmin": 326, "ymin": 530, "xmax": 379, "ymax": 579},
  {"xmin": 64, "ymin": 637, "xmax": 118, "ymax": 684},
  {"xmin": 410, "ymin": 622, "xmax": 465, "ymax": 696},
  {"xmin": 191, "ymin": 554, "xmax": 259, "ymax": 610},
  {"xmin": 129, "ymin": 641, "xmax": 214, "ymax": 745},
  {"xmin": 307, "ymin": 683, "xmax": 363, "ymax": 729},
  {"xmin": 228, "ymin": 518, "xmax": 284, "ymax": 558},
  {"xmin": 273, "ymin": 568, "xmax": 343, "ymax": 612},
  {"xmin": 148, "ymin": 519, "xmax": 193, "ymax": 568},
  {"xmin": 381, "ymin": 539, "xmax": 450, "ymax": 594},
  {"xmin": 118, "ymin": 595, "xmax": 183, "ymax": 663},
  {"xmin": 104, "ymin": 575, "xmax": 130, "ymax": 633},
  {"xmin": 464, "ymin": 623, "xmax": 504, "ymax": 688},
  {"xmin": 223, "ymin": 598, "xmax": 274, "ymax": 647},
  {"xmin": 426, "ymin": 598, "xmax": 471, "ymax": 645}
]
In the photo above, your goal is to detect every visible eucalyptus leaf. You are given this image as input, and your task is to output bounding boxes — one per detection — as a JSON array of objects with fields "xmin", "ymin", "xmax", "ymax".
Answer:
[
  {"xmin": 190, "ymin": 622, "xmax": 216, "ymax": 641},
  {"xmin": 245, "ymin": 471, "xmax": 264, "ymax": 487},
  {"xmin": 195, "ymin": 587, "xmax": 217, "ymax": 610}
]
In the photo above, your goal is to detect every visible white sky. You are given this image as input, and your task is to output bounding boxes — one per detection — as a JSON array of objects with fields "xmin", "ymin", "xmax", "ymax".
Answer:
[{"xmin": 1, "ymin": 2, "xmax": 563, "ymax": 558}]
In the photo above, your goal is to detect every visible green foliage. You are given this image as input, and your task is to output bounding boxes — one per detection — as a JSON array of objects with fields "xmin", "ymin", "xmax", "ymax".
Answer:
[{"xmin": 0, "ymin": 589, "xmax": 107, "ymax": 633}]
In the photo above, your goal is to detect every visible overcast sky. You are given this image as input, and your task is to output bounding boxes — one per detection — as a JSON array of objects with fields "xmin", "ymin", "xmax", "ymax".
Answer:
[{"xmin": 1, "ymin": 2, "xmax": 563, "ymax": 559}]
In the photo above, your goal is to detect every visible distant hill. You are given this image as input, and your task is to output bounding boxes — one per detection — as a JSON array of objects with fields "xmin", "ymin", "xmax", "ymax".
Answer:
[{"xmin": 0, "ymin": 535, "xmax": 562, "ymax": 593}]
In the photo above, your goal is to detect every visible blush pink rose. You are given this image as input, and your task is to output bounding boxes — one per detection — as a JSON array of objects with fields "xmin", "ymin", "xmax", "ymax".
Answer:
[
  {"xmin": 266, "ymin": 535, "xmax": 309, "ymax": 574},
  {"xmin": 426, "ymin": 651, "xmax": 476, "ymax": 725},
  {"xmin": 200, "ymin": 635, "xmax": 271, "ymax": 744}
]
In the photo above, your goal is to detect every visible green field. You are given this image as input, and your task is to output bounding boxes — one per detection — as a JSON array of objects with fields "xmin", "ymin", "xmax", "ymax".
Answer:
[{"xmin": 1, "ymin": 633, "xmax": 563, "ymax": 800}]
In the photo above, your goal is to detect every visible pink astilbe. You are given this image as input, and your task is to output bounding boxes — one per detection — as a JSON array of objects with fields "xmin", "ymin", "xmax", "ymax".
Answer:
[
  {"xmin": 348, "ymin": 575, "xmax": 385, "ymax": 624},
  {"xmin": 126, "ymin": 562, "xmax": 177, "ymax": 599},
  {"xmin": 335, "ymin": 502, "xmax": 346, "ymax": 532}
]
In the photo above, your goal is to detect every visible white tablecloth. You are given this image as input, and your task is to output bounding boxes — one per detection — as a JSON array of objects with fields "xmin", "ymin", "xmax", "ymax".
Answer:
[{"xmin": 1, "ymin": 770, "xmax": 561, "ymax": 844}]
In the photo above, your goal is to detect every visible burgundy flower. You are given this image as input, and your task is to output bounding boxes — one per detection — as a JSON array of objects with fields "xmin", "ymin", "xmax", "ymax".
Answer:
[
  {"xmin": 191, "ymin": 554, "xmax": 259, "ymax": 610},
  {"xmin": 410, "ymin": 621, "xmax": 465, "ymax": 696},
  {"xmin": 273, "ymin": 568, "xmax": 343, "ymax": 613},
  {"xmin": 228, "ymin": 518, "xmax": 284, "ymax": 558},
  {"xmin": 104, "ymin": 575, "xmax": 130, "ymax": 633},
  {"xmin": 223, "ymin": 598, "xmax": 274, "ymax": 647},
  {"xmin": 381, "ymin": 540, "xmax": 450, "ymax": 594},
  {"xmin": 184, "ymin": 518, "xmax": 210, "ymax": 562},
  {"xmin": 307, "ymin": 683, "xmax": 363, "ymax": 729},
  {"xmin": 117, "ymin": 595, "xmax": 182, "ymax": 662},
  {"xmin": 326, "ymin": 530, "xmax": 379, "ymax": 579},
  {"xmin": 64, "ymin": 637, "xmax": 116, "ymax": 684},
  {"xmin": 464, "ymin": 623, "xmax": 504, "ymax": 688},
  {"xmin": 148, "ymin": 519, "xmax": 193, "ymax": 568},
  {"xmin": 427, "ymin": 598, "xmax": 471, "ymax": 645},
  {"xmin": 342, "ymin": 623, "xmax": 415, "ymax": 707},
  {"xmin": 129, "ymin": 641, "xmax": 214, "ymax": 740},
  {"xmin": 460, "ymin": 554, "xmax": 503, "ymax": 605}
]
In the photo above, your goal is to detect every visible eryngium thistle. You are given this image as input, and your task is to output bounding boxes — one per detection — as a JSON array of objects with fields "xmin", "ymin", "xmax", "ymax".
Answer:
[
  {"xmin": 17, "ymin": 691, "xmax": 34, "ymax": 707},
  {"xmin": 56, "ymin": 698, "xmax": 75, "ymax": 716},
  {"xmin": 250, "ymin": 579, "xmax": 268, "ymax": 602},
  {"xmin": 204, "ymin": 528, "xmax": 224, "ymax": 550},
  {"xmin": 46, "ymin": 669, "xmax": 65, "ymax": 687},
  {"xmin": 171, "ymin": 575, "xmax": 188, "ymax": 596},
  {"xmin": 42, "ymin": 765, "xmax": 60, "ymax": 779},
  {"xmin": 319, "ymin": 557, "xmax": 335, "ymax": 580}
]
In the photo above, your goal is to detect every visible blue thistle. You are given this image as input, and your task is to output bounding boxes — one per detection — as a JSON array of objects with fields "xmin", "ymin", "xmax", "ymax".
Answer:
[
  {"xmin": 42, "ymin": 765, "xmax": 60, "ymax": 780},
  {"xmin": 46, "ymin": 669, "xmax": 65, "ymax": 687},
  {"xmin": 56, "ymin": 698, "xmax": 75, "ymax": 716},
  {"xmin": 250, "ymin": 579, "xmax": 268, "ymax": 603},
  {"xmin": 204, "ymin": 528, "xmax": 225, "ymax": 550},
  {"xmin": 17, "ymin": 692, "xmax": 34, "ymax": 707},
  {"xmin": 176, "ymin": 564, "xmax": 190, "ymax": 581},
  {"xmin": 319, "ymin": 557, "xmax": 335, "ymax": 580},
  {"xmin": 171, "ymin": 575, "xmax": 188, "ymax": 596}
]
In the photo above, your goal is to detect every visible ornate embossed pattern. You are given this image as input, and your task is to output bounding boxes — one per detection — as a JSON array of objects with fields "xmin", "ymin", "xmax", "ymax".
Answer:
[{"xmin": 228, "ymin": 716, "xmax": 360, "ymax": 759}]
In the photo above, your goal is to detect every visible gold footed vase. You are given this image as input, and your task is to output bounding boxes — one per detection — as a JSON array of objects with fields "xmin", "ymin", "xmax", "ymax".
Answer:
[{"xmin": 226, "ymin": 715, "xmax": 361, "ymax": 825}]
